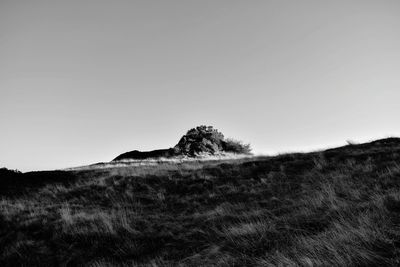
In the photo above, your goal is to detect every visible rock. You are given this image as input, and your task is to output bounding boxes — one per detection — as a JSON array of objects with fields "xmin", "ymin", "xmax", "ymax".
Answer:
[
  {"xmin": 173, "ymin": 126, "xmax": 225, "ymax": 156},
  {"xmin": 113, "ymin": 148, "xmax": 177, "ymax": 161}
]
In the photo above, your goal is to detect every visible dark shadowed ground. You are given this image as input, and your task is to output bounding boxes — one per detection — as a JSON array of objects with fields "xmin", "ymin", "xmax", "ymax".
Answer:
[{"xmin": 1, "ymin": 138, "xmax": 400, "ymax": 266}]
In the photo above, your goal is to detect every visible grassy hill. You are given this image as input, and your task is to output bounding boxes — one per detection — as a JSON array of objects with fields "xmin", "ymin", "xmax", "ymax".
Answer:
[{"xmin": 1, "ymin": 138, "xmax": 400, "ymax": 266}]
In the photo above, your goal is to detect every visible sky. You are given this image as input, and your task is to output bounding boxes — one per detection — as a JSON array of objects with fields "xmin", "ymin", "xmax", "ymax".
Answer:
[{"xmin": 1, "ymin": 0, "xmax": 399, "ymax": 172}]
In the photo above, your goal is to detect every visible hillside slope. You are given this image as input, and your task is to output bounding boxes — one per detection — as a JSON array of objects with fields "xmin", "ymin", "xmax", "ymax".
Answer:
[{"xmin": 1, "ymin": 138, "xmax": 400, "ymax": 266}]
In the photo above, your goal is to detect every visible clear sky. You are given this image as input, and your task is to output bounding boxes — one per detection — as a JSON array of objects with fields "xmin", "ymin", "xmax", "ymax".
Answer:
[{"xmin": 1, "ymin": 0, "xmax": 399, "ymax": 172}]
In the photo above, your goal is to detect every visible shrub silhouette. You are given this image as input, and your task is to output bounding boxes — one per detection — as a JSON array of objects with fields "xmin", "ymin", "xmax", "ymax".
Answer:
[{"xmin": 223, "ymin": 138, "xmax": 252, "ymax": 154}]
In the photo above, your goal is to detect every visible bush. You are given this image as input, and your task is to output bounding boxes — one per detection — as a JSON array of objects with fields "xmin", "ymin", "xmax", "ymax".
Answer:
[{"xmin": 223, "ymin": 138, "xmax": 252, "ymax": 154}]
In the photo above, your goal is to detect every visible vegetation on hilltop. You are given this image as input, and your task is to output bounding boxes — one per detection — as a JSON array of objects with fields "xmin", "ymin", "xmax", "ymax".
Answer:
[{"xmin": 1, "ymin": 138, "xmax": 400, "ymax": 266}]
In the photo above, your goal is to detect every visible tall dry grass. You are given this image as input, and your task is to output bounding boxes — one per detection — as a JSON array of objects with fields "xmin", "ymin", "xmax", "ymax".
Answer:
[{"xmin": 1, "ymin": 138, "xmax": 400, "ymax": 266}]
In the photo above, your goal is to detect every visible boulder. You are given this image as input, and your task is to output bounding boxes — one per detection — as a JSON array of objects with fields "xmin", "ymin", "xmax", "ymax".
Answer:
[{"xmin": 173, "ymin": 126, "xmax": 225, "ymax": 156}]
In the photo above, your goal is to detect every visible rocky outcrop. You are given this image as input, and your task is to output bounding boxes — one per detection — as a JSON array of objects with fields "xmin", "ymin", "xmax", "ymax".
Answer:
[
  {"xmin": 173, "ymin": 125, "xmax": 226, "ymax": 156},
  {"xmin": 113, "ymin": 125, "xmax": 251, "ymax": 161}
]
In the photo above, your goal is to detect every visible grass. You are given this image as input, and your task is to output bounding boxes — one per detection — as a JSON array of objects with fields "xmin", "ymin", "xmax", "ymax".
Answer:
[{"xmin": 1, "ymin": 138, "xmax": 400, "ymax": 266}]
